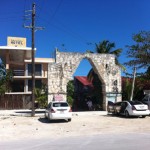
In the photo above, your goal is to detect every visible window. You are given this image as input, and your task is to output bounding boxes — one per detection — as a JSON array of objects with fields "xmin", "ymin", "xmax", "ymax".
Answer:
[
  {"xmin": 53, "ymin": 102, "xmax": 69, "ymax": 107},
  {"xmin": 28, "ymin": 64, "xmax": 42, "ymax": 76},
  {"xmin": 129, "ymin": 101, "xmax": 142, "ymax": 105},
  {"xmin": 28, "ymin": 80, "xmax": 42, "ymax": 91}
]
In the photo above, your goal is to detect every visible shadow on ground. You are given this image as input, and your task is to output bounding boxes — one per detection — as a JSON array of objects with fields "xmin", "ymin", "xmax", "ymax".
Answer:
[
  {"xmin": 105, "ymin": 113, "xmax": 146, "ymax": 119},
  {"xmin": 38, "ymin": 117, "xmax": 69, "ymax": 124},
  {"xmin": 15, "ymin": 110, "xmax": 45, "ymax": 114}
]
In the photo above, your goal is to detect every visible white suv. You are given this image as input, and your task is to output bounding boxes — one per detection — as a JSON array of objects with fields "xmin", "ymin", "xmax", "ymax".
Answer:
[{"xmin": 45, "ymin": 101, "xmax": 72, "ymax": 122}]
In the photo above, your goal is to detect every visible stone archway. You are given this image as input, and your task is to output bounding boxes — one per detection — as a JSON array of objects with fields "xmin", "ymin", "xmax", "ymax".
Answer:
[{"xmin": 48, "ymin": 50, "xmax": 122, "ymax": 110}]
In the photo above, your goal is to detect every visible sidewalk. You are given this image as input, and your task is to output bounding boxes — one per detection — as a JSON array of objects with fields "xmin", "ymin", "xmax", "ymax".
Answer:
[{"xmin": 0, "ymin": 109, "xmax": 107, "ymax": 117}]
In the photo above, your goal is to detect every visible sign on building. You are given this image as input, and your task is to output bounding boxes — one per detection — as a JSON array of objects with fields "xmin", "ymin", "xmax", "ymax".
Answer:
[
  {"xmin": 53, "ymin": 94, "xmax": 63, "ymax": 101},
  {"xmin": 7, "ymin": 37, "xmax": 26, "ymax": 47}
]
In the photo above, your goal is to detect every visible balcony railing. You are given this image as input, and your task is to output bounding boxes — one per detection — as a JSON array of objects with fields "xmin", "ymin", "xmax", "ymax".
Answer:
[
  {"xmin": 13, "ymin": 70, "xmax": 24, "ymax": 76},
  {"xmin": 13, "ymin": 70, "xmax": 43, "ymax": 77}
]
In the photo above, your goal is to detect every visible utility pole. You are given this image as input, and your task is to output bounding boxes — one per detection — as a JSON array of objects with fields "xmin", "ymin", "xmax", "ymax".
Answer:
[
  {"xmin": 24, "ymin": 3, "xmax": 44, "ymax": 117},
  {"xmin": 31, "ymin": 3, "xmax": 35, "ymax": 117},
  {"xmin": 130, "ymin": 67, "xmax": 136, "ymax": 101}
]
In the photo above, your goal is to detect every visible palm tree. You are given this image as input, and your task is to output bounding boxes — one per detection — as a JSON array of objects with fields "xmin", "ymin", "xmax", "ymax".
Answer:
[
  {"xmin": 88, "ymin": 40, "xmax": 124, "ymax": 82},
  {"xmin": 86, "ymin": 40, "xmax": 124, "ymax": 109},
  {"xmin": 95, "ymin": 40, "xmax": 125, "ymax": 70},
  {"xmin": 34, "ymin": 85, "xmax": 48, "ymax": 108}
]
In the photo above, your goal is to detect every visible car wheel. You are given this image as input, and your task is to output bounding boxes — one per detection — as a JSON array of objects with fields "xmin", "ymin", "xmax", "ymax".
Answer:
[
  {"xmin": 125, "ymin": 110, "xmax": 129, "ymax": 118},
  {"xmin": 68, "ymin": 118, "xmax": 71, "ymax": 122}
]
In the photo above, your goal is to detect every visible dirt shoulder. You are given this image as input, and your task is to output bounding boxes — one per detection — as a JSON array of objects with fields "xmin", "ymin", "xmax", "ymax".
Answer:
[{"xmin": 0, "ymin": 114, "xmax": 150, "ymax": 142}]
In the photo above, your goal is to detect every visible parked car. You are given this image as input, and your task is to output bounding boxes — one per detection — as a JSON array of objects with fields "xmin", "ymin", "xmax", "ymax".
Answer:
[
  {"xmin": 108, "ymin": 100, "xmax": 149, "ymax": 117},
  {"xmin": 116, "ymin": 101, "xmax": 149, "ymax": 118},
  {"xmin": 107, "ymin": 101, "xmax": 122, "ymax": 115},
  {"xmin": 107, "ymin": 101, "xmax": 115, "ymax": 113},
  {"xmin": 113, "ymin": 102, "xmax": 122, "ymax": 115},
  {"xmin": 45, "ymin": 101, "xmax": 72, "ymax": 122},
  {"xmin": 141, "ymin": 94, "xmax": 150, "ymax": 110}
]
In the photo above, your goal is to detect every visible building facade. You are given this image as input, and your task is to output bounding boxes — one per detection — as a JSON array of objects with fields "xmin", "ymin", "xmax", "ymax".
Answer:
[
  {"xmin": 0, "ymin": 37, "xmax": 122, "ymax": 110},
  {"xmin": 0, "ymin": 37, "xmax": 55, "ymax": 109}
]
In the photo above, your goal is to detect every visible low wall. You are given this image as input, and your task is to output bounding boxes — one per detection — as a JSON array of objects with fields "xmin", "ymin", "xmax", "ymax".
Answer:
[{"xmin": 0, "ymin": 94, "xmax": 32, "ymax": 110}]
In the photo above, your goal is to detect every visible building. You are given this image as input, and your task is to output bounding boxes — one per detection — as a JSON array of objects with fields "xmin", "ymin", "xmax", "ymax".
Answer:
[
  {"xmin": 0, "ymin": 37, "xmax": 122, "ymax": 110},
  {"xmin": 0, "ymin": 37, "xmax": 55, "ymax": 109},
  {"xmin": 73, "ymin": 76, "xmax": 94, "ymax": 110},
  {"xmin": 74, "ymin": 76, "xmax": 93, "ymax": 100}
]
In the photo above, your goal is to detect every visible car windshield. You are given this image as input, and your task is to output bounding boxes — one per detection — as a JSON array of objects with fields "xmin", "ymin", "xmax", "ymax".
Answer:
[
  {"xmin": 53, "ymin": 102, "xmax": 69, "ymax": 107},
  {"xmin": 108, "ymin": 101, "xmax": 114, "ymax": 106},
  {"xmin": 129, "ymin": 101, "xmax": 142, "ymax": 105}
]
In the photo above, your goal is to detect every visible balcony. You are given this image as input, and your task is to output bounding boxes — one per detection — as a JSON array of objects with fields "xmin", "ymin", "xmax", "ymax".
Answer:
[{"xmin": 13, "ymin": 70, "xmax": 24, "ymax": 76}]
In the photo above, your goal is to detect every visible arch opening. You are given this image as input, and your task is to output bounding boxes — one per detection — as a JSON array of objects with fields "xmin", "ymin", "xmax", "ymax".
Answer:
[{"xmin": 67, "ymin": 57, "xmax": 106, "ymax": 111}]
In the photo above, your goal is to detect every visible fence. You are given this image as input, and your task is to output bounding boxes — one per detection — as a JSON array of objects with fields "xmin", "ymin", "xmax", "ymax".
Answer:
[{"xmin": 0, "ymin": 94, "xmax": 32, "ymax": 110}]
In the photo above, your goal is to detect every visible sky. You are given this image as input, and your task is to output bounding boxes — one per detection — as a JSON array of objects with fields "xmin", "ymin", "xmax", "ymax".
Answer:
[{"xmin": 0, "ymin": 0, "xmax": 150, "ymax": 76}]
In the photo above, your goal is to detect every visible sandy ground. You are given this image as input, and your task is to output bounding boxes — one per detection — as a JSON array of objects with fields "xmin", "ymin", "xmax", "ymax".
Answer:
[{"xmin": 0, "ymin": 113, "xmax": 150, "ymax": 142}]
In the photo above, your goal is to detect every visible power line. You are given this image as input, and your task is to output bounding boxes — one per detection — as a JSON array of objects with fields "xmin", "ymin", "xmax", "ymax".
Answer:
[
  {"xmin": 35, "ymin": 1, "xmax": 91, "ymax": 45},
  {"xmin": 0, "ymin": 11, "xmax": 23, "ymax": 16},
  {"xmin": 36, "ymin": 0, "xmax": 46, "ymax": 24},
  {"xmin": 49, "ymin": 0, "xmax": 63, "ymax": 22},
  {"xmin": 40, "ymin": 16, "xmax": 91, "ymax": 45}
]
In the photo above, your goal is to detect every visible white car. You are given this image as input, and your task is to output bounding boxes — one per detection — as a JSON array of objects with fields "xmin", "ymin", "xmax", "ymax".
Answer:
[
  {"xmin": 45, "ymin": 101, "xmax": 72, "ymax": 122},
  {"xmin": 119, "ymin": 101, "xmax": 149, "ymax": 118}
]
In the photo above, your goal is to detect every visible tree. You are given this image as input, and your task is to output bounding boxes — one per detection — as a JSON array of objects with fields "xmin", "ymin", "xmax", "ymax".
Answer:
[
  {"xmin": 125, "ymin": 31, "xmax": 150, "ymax": 69},
  {"xmin": 122, "ymin": 77, "xmax": 132, "ymax": 100},
  {"xmin": 67, "ymin": 80, "xmax": 74, "ymax": 106},
  {"xmin": 95, "ymin": 40, "xmax": 124, "ymax": 70},
  {"xmin": 0, "ymin": 61, "xmax": 6, "ymax": 79},
  {"xmin": 0, "ymin": 61, "xmax": 13, "ymax": 95},
  {"xmin": 122, "ymin": 67, "xmax": 150, "ymax": 101},
  {"xmin": 86, "ymin": 40, "xmax": 124, "ymax": 109},
  {"xmin": 34, "ymin": 85, "xmax": 48, "ymax": 108},
  {"xmin": 88, "ymin": 40, "xmax": 124, "ymax": 82}
]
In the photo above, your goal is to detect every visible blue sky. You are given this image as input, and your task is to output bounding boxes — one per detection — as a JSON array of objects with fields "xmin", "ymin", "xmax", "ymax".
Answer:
[{"xmin": 0, "ymin": 0, "xmax": 150, "ymax": 76}]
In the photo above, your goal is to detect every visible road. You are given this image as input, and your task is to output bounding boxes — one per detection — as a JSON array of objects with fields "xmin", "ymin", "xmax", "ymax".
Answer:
[{"xmin": 0, "ymin": 133, "xmax": 150, "ymax": 150}]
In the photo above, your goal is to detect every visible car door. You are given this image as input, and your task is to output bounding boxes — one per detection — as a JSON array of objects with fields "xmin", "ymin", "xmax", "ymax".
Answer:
[{"xmin": 120, "ymin": 102, "xmax": 127, "ymax": 115}]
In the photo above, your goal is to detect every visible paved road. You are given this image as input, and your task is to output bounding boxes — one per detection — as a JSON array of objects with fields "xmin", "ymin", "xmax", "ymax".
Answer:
[{"xmin": 0, "ymin": 133, "xmax": 150, "ymax": 150}]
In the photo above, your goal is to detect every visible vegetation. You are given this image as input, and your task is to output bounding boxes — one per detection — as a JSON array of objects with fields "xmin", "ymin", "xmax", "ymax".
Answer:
[
  {"xmin": 0, "ymin": 61, "xmax": 13, "ymax": 95},
  {"xmin": 122, "ymin": 67, "xmax": 150, "ymax": 100},
  {"xmin": 123, "ymin": 31, "xmax": 150, "ymax": 100},
  {"xmin": 67, "ymin": 80, "xmax": 74, "ymax": 106},
  {"xmin": 125, "ymin": 31, "xmax": 150, "ymax": 69},
  {"xmin": 88, "ymin": 40, "xmax": 124, "ymax": 81},
  {"xmin": 0, "ymin": 62, "xmax": 6, "ymax": 78},
  {"xmin": 95, "ymin": 40, "xmax": 125, "ymax": 70},
  {"xmin": 34, "ymin": 85, "xmax": 48, "ymax": 108}
]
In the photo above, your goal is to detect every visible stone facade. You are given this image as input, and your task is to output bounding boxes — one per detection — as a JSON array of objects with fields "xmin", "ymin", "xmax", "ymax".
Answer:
[{"xmin": 48, "ymin": 50, "xmax": 122, "ymax": 110}]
